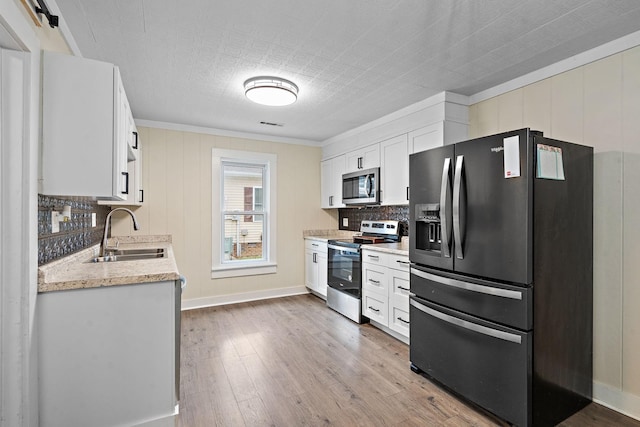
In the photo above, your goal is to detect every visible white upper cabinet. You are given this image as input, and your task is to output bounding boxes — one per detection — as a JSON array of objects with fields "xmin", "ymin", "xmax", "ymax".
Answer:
[
  {"xmin": 104, "ymin": 116, "xmax": 144, "ymax": 206},
  {"xmin": 41, "ymin": 52, "xmax": 132, "ymax": 200},
  {"xmin": 345, "ymin": 144, "xmax": 380, "ymax": 173},
  {"xmin": 321, "ymin": 155, "xmax": 345, "ymax": 208},
  {"xmin": 380, "ymin": 135, "xmax": 409, "ymax": 206},
  {"xmin": 408, "ymin": 123, "xmax": 444, "ymax": 154}
]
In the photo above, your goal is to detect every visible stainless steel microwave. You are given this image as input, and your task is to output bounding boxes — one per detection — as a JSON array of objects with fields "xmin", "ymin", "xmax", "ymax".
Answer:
[{"xmin": 342, "ymin": 167, "xmax": 380, "ymax": 205}]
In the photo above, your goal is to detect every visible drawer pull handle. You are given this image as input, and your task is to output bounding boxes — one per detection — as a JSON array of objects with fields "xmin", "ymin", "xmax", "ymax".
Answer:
[
  {"xmin": 369, "ymin": 279, "xmax": 380, "ymax": 284},
  {"xmin": 368, "ymin": 306, "xmax": 380, "ymax": 313},
  {"xmin": 396, "ymin": 260, "xmax": 410, "ymax": 265},
  {"xmin": 311, "ymin": 243, "xmax": 318, "ymax": 247},
  {"xmin": 367, "ymin": 255, "xmax": 379, "ymax": 260},
  {"xmin": 410, "ymin": 267, "xmax": 522, "ymax": 300},
  {"xmin": 398, "ymin": 286, "xmax": 410, "ymax": 291},
  {"xmin": 410, "ymin": 298, "xmax": 522, "ymax": 344},
  {"xmin": 397, "ymin": 317, "xmax": 410, "ymax": 324}
]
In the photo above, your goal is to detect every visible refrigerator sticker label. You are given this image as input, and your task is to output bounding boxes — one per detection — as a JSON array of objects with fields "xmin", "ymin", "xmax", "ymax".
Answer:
[
  {"xmin": 536, "ymin": 144, "xmax": 565, "ymax": 180},
  {"xmin": 503, "ymin": 135, "xmax": 520, "ymax": 178}
]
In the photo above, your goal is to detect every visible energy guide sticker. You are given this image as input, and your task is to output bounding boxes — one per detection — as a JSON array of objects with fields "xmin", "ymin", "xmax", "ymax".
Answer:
[
  {"xmin": 536, "ymin": 144, "xmax": 565, "ymax": 180},
  {"xmin": 503, "ymin": 135, "xmax": 520, "ymax": 178}
]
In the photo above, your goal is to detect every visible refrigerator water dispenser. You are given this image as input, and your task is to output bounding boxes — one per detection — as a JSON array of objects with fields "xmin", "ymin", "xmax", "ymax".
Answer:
[{"xmin": 415, "ymin": 203, "xmax": 442, "ymax": 252}]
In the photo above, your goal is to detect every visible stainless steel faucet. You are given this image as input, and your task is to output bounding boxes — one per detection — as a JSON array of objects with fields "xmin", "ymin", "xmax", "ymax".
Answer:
[{"xmin": 102, "ymin": 208, "xmax": 140, "ymax": 256}]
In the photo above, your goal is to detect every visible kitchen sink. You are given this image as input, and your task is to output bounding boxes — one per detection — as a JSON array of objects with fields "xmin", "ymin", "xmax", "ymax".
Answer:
[{"xmin": 88, "ymin": 248, "xmax": 166, "ymax": 263}]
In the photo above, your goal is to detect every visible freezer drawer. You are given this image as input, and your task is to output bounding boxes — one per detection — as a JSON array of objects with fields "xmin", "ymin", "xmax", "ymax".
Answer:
[
  {"xmin": 410, "ymin": 296, "xmax": 531, "ymax": 427},
  {"xmin": 411, "ymin": 265, "xmax": 532, "ymax": 330}
]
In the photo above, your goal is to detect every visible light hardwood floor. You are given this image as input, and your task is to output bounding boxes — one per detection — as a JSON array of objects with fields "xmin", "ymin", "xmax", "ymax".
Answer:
[{"xmin": 176, "ymin": 294, "xmax": 640, "ymax": 427}]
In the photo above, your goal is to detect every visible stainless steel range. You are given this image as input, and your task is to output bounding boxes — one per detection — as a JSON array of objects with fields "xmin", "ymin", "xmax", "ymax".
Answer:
[{"xmin": 327, "ymin": 220, "xmax": 400, "ymax": 323}]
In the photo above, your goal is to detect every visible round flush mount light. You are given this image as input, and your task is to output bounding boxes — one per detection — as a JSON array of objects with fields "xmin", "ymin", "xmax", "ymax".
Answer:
[{"xmin": 244, "ymin": 76, "xmax": 298, "ymax": 106}]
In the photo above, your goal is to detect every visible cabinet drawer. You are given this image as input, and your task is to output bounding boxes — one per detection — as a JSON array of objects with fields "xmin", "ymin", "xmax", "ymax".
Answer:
[
  {"xmin": 390, "ymin": 306, "xmax": 410, "ymax": 337},
  {"xmin": 363, "ymin": 292, "xmax": 388, "ymax": 326},
  {"xmin": 362, "ymin": 250, "xmax": 387, "ymax": 266},
  {"xmin": 388, "ymin": 254, "xmax": 410, "ymax": 272},
  {"xmin": 305, "ymin": 239, "xmax": 327, "ymax": 252},
  {"xmin": 362, "ymin": 263, "xmax": 387, "ymax": 294},
  {"xmin": 390, "ymin": 272, "xmax": 410, "ymax": 302}
]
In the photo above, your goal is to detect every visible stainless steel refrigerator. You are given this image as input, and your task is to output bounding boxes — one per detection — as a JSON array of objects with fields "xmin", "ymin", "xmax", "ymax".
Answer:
[{"xmin": 408, "ymin": 128, "xmax": 593, "ymax": 426}]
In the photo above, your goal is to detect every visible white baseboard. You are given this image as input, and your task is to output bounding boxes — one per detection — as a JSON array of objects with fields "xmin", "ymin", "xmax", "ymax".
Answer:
[
  {"xmin": 181, "ymin": 285, "xmax": 309, "ymax": 310},
  {"xmin": 368, "ymin": 320, "xmax": 409, "ymax": 345},
  {"xmin": 593, "ymin": 380, "xmax": 640, "ymax": 421}
]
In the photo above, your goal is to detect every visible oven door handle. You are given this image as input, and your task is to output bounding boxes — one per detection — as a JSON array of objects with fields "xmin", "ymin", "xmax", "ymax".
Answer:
[
  {"xmin": 328, "ymin": 244, "xmax": 360, "ymax": 254},
  {"xmin": 409, "ymin": 298, "xmax": 522, "ymax": 344}
]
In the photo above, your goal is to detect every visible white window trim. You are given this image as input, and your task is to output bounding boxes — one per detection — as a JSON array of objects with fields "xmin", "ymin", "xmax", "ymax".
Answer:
[{"xmin": 212, "ymin": 149, "xmax": 277, "ymax": 278}]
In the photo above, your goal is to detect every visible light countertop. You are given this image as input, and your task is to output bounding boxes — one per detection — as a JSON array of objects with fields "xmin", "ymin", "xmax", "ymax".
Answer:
[
  {"xmin": 304, "ymin": 230, "xmax": 409, "ymax": 256},
  {"xmin": 360, "ymin": 238, "xmax": 409, "ymax": 256},
  {"xmin": 38, "ymin": 235, "xmax": 180, "ymax": 293},
  {"xmin": 303, "ymin": 229, "xmax": 357, "ymax": 243}
]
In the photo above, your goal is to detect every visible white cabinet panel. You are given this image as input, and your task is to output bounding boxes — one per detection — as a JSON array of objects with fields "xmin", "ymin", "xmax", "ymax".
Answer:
[
  {"xmin": 409, "ymin": 123, "xmax": 444, "ymax": 154},
  {"xmin": 380, "ymin": 134, "xmax": 409, "ymax": 206},
  {"xmin": 363, "ymin": 263, "xmax": 387, "ymax": 294},
  {"xmin": 320, "ymin": 155, "xmax": 345, "ymax": 208},
  {"xmin": 304, "ymin": 239, "xmax": 328, "ymax": 298},
  {"xmin": 345, "ymin": 144, "xmax": 380, "ymax": 173},
  {"xmin": 363, "ymin": 292, "xmax": 388, "ymax": 326},
  {"xmin": 38, "ymin": 281, "xmax": 177, "ymax": 427}
]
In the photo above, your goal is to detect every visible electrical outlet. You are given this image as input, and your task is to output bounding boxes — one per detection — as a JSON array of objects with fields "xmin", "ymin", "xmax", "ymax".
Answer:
[
  {"xmin": 91, "ymin": 213, "xmax": 96, "ymax": 227},
  {"xmin": 342, "ymin": 217, "xmax": 348, "ymax": 227},
  {"xmin": 51, "ymin": 211, "xmax": 59, "ymax": 233}
]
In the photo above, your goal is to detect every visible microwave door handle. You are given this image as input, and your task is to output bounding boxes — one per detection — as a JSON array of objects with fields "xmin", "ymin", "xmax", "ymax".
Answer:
[
  {"xmin": 453, "ymin": 155, "xmax": 465, "ymax": 259},
  {"xmin": 365, "ymin": 174, "xmax": 373, "ymax": 197},
  {"xmin": 440, "ymin": 158, "xmax": 452, "ymax": 258}
]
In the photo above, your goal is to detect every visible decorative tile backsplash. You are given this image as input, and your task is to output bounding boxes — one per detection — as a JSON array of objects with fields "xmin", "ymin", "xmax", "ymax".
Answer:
[
  {"xmin": 38, "ymin": 195, "xmax": 111, "ymax": 265},
  {"xmin": 339, "ymin": 205, "xmax": 409, "ymax": 236}
]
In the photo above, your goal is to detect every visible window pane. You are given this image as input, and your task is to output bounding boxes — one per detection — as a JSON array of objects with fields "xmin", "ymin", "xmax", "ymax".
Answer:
[
  {"xmin": 223, "ymin": 214, "xmax": 264, "ymax": 261},
  {"xmin": 223, "ymin": 164, "xmax": 264, "ymax": 212}
]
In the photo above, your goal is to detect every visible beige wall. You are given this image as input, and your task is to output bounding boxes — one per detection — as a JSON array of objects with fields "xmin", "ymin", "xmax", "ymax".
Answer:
[
  {"xmin": 111, "ymin": 127, "xmax": 337, "ymax": 303},
  {"xmin": 469, "ymin": 46, "xmax": 640, "ymax": 405}
]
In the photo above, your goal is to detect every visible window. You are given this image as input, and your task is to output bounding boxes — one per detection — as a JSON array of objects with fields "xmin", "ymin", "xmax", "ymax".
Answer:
[
  {"xmin": 244, "ymin": 186, "xmax": 263, "ymax": 222},
  {"xmin": 212, "ymin": 149, "xmax": 277, "ymax": 278}
]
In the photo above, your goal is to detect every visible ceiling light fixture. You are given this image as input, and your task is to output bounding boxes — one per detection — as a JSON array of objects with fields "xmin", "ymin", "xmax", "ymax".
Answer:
[{"xmin": 244, "ymin": 76, "xmax": 298, "ymax": 106}]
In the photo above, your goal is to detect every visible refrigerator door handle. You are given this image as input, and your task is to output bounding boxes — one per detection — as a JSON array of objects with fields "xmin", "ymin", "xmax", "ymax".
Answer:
[
  {"xmin": 410, "ymin": 267, "xmax": 523, "ymax": 300},
  {"xmin": 453, "ymin": 155, "xmax": 466, "ymax": 259},
  {"xmin": 409, "ymin": 298, "xmax": 522, "ymax": 344},
  {"xmin": 440, "ymin": 157, "xmax": 452, "ymax": 258}
]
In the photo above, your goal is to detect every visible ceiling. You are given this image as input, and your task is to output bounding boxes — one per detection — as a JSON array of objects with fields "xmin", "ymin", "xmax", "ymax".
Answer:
[{"xmin": 53, "ymin": 0, "xmax": 640, "ymax": 144}]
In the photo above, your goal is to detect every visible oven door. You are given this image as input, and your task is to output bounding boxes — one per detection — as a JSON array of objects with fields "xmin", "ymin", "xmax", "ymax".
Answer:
[{"xmin": 327, "ymin": 244, "xmax": 361, "ymax": 297}]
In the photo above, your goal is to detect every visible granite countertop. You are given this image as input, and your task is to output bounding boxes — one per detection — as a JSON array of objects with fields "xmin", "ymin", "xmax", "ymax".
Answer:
[
  {"xmin": 359, "ymin": 237, "xmax": 409, "ymax": 256},
  {"xmin": 38, "ymin": 235, "xmax": 180, "ymax": 293},
  {"xmin": 303, "ymin": 229, "xmax": 357, "ymax": 242},
  {"xmin": 304, "ymin": 229, "xmax": 409, "ymax": 256}
]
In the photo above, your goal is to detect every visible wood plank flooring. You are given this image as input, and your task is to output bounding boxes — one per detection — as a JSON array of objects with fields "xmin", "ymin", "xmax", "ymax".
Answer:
[{"xmin": 176, "ymin": 294, "xmax": 640, "ymax": 427}]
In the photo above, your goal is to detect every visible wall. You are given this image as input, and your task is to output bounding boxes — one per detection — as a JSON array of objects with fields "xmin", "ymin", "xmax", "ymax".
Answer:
[
  {"xmin": 0, "ymin": 2, "xmax": 72, "ymax": 426},
  {"xmin": 110, "ymin": 126, "xmax": 337, "ymax": 307},
  {"xmin": 468, "ymin": 45, "xmax": 640, "ymax": 419}
]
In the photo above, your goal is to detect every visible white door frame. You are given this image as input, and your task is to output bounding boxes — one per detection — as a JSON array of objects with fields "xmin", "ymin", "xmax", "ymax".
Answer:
[{"xmin": 0, "ymin": 2, "xmax": 40, "ymax": 426}]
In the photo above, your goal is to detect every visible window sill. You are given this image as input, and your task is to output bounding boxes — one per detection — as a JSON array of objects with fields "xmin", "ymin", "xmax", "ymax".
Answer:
[{"xmin": 211, "ymin": 262, "xmax": 277, "ymax": 279}]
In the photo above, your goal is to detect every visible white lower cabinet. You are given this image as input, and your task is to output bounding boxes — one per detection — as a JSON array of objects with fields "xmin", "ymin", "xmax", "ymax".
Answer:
[
  {"xmin": 38, "ymin": 281, "xmax": 178, "ymax": 427},
  {"xmin": 305, "ymin": 239, "xmax": 328, "ymax": 298},
  {"xmin": 362, "ymin": 248, "xmax": 410, "ymax": 341}
]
